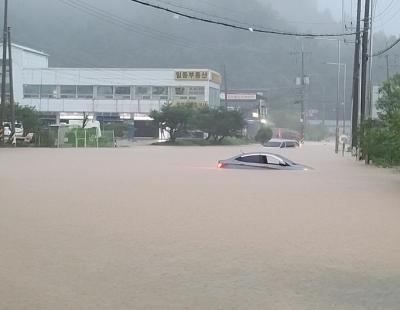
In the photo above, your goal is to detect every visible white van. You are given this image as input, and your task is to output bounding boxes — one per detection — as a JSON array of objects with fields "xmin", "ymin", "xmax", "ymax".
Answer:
[{"xmin": 3, "ymin": 122, "xmax": 24, "ymax": 137}]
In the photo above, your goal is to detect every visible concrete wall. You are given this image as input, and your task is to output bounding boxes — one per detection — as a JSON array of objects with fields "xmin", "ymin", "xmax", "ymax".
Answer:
[
  {"xmin": 22, "ymin": 98, "xmax": 166, "ymax": 114},
  {"xmin": 20, "ymin": 68, "xmax": 220, "ymax": 113}
]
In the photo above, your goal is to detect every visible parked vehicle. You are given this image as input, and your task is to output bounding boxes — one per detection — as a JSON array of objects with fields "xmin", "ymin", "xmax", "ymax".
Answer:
[
  {"xmin": 2, "ymin": 122, "xmax": 24, "ymax": 137},
  {"xmin": 264, "ymin": 138, "xmax": 299, "ymax": 148}
]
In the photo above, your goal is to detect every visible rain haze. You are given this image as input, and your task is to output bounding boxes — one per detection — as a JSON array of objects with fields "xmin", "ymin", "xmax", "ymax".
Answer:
[{"xmin": 1, "ymin": 0, "xmax": 400, "ymax": 309}]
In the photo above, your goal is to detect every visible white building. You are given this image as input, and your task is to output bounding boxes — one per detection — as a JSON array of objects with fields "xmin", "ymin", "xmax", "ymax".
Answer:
[{"xmin": 2, "ymin": 44, "xmax": 221, "ymax": 121}]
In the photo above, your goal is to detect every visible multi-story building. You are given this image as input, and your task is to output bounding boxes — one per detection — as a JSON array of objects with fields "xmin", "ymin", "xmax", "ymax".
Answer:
[{"xmin": 2, "ymin": 43, "xmax": 221, "ymax": 122}]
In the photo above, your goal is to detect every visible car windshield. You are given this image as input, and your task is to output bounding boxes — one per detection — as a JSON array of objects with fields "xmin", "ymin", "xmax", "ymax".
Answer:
[{"xmin": 265, "ymin": 141, "xmax": 282, "ymax": 147}]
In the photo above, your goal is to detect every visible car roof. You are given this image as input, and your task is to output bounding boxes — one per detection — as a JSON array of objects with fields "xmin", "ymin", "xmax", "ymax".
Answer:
[
  {"xmin": 268, "ymin": 138, "xmax": 298, "ymax": 142},
  {"xmin": 235, "ymin": 152, "xmax": 297, "ymax": 164}
]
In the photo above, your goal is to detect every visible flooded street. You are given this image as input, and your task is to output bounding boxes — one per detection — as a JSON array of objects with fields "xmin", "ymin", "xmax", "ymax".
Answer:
[{"xmin": 1, "ymin": 143, "xmax": 400, "ymax": 309}]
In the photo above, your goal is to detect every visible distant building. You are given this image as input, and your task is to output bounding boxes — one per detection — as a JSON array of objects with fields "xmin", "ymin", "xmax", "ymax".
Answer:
[
  {"xmin": 1, "ymin": 43, "xmax": 221, "ymax": 123},
  {"xmin": 220, "ymin": 90, "xmax": 267, "ymax": 118},
  {"xmin": 220, "ymin": 90, "xmax": 268, "ymax": 138}
]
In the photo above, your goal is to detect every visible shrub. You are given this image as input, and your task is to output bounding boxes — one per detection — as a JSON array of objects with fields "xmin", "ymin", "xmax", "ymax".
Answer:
[{"xmin": 255, "ymin": 127, "xmax": 273, "ymax": 144}]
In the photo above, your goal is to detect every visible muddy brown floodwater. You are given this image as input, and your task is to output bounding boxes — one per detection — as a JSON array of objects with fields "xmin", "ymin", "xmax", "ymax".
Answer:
[{"xmin": 1, "ymin": 143, "xmax": 400, "ymax": 310}]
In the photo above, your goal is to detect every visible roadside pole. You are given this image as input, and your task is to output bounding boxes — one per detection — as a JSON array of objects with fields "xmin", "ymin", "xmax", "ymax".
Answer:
[
  {"xmin": 0, "ymin": 0, "xmax": 8, "ymax": 143},
  {"xmin": 335, "ymin": 39, "xmax": 341, "ymax": 154},
  {"xmin": 351, "ymin": 0, "xmax": 362, "ymax": 149},
  {"xmin": 7, "ymin": 27, "xmax": 15, "ymax": 146}
]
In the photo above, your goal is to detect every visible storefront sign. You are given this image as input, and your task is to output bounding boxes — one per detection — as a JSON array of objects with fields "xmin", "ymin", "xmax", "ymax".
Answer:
[
  {"xmin": 210, "ymin": 72, "xmax": 222, "ymax": 84},
  {"xmin": 175, "ymin": 70, "xmax": 209, "ymax": 81},
  {"xmin": 220, "ymin": 93, "xmax": 257, "ymax": 100}
]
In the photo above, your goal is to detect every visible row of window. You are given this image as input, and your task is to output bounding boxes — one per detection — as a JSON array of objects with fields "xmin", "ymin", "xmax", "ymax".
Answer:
[{"xmin": 23, "ymin": 85, "xmax": 206, "ymax": 101}]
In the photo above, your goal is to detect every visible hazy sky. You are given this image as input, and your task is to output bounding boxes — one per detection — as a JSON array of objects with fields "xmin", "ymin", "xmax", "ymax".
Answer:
[{"xmin": 318, "ymin": 0, "xmax": 399, "ymax": 36}]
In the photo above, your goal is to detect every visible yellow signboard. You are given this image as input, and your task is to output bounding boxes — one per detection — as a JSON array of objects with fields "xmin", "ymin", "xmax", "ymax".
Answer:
[
  {"xmin": 210, "ymin": 72, "xmax": 222, "ymax": 84},
  {"xmin": 175, "ymin": 70, "xmax": 209, "ymax": 81}
]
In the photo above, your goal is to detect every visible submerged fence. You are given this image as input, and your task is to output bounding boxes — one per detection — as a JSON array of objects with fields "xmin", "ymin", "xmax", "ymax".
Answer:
[{"xmin": 37, "ymin": 127, "xmax": 115, "ymax": 148}]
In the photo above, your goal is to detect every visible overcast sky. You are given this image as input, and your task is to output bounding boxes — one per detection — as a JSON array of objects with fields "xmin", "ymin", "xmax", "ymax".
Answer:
[{"xmin": 318, "ymin": 0, "xmax": 399, "ymax": 36}]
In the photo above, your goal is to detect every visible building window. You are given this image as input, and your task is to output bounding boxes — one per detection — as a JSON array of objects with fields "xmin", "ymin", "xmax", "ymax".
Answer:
[
  {"xmin": 23, "ymin": 84, "xmax": 40, "ymax": 98},
  {"xmin": 152, "ymin": 86, "xmax": 168, "ymax": 100},
  {"xmin": 60, "ymin": 85, "xmax": 77, "ymax": 99},
  {"xmin": 40, "ymin": 85, "xmax": 57, "ymax": 98},
  {"xmin": 173, "ymin": 87, "xmax": 186, "ymax": 96},
  {"xmin": 97, "ymin": 86, "xmax": 114, "ymax": 99},
  {"xmin": 135, "ymin": 86, "xmax": 151, "ymax": 99},
  {"xmin": 114, "ymin": 86, "xmax": 131, "ymax": 100},
  {"xmin": 188, "ymin": 87, "xmax": 205, "ymax": 101},
  {"xmin": 77, "ymin": 86, "xmax": 94, "ymax": 99},
  {"xmin": 188, "ymin": 87, "xmax": 205, "ymax": 96}
]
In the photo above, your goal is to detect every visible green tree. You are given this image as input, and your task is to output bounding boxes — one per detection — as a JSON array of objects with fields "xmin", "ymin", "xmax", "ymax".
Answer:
[
  {"xmin": 150, "ymin": 104, "xmax": 193, "ymax": 142},
  {"xmin": 255, "ymin": 127, "xmax": 273, "ymax": 144},
  {"xmin": 192, "ymin": 107, "xmax": 245, "ymax": 142},
  {"xmin": 359, "ymin": 74, "xmax": 400, "ymax": 165},
  {"xmin": 104, "ymin": 122, "xmax": 129, "ymax": 138}
]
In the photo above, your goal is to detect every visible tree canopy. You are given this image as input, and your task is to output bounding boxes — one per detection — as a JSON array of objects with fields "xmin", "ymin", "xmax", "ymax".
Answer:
[{"xmin": 359, "ymin": 74, "xmax": 400, "ymax": 166}]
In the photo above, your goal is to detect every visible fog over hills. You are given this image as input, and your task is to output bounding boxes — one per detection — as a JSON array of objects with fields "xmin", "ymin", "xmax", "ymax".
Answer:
[{"xmin": 3, "ymin": 0, "xmax": 399, "ymax": 117}]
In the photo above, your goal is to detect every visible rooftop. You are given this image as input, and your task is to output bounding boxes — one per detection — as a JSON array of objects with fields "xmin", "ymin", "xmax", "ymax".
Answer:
[{"xmin": 0, "ymin": 42, "xmax": 49, "ymax": 57}]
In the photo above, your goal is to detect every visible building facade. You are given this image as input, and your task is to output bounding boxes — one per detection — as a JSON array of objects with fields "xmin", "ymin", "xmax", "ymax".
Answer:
[
  {"xmin": 220, "ymin": 90, "xmax": 268, "ymax": 138},
  {"xmin": 2, "ymin": 44, "xmax": 221, "ymax": 121}
]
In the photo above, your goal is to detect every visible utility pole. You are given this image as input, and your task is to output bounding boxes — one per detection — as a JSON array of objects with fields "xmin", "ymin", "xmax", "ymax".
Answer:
[
  {"xmin": 367, "ymin": 0, "xmax": 375, "ymax": 118},
  {"xmin": 385, "ymin": 54, "xmax": 390, "ymax": 80},
  {"xmin": 343, "ymin": 63, "xmax": 347, "ymax": 136},
  {"xmin": 292, "ymin": 41, "xmax": 310, "ymax": 143},
  {"xmin": 360, "ymin": 0, "xmax": 371, "ymax": 123},
  {"xmin": 335, "ymin": 40, "xmax": 341, "ymax": 154},
  {"xmin": 7, "ymin": 26, "xmax": 14, "ymax": 144},
  {"xmin": 0, "ymin": 0, "xmax": 8, "ymax": 141},
  {"xmin": 300, "ymin": 45, "xmax": 305, "ymax": 143},
  {"xmin": 351, "ymin": 0, "xmax": 362, "ymax": 148},
  {"xmin": 223, "ymin": 64, "xmax": 228, "ymax": 109}
]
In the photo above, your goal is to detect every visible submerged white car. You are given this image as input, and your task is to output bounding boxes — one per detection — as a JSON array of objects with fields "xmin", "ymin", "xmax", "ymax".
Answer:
[
  {"xmin": 217, "ymin": 152, "xmax": 310, "ymax": 171},
  {"xmin": 264, "ymin": 138, "xmax": 300, "ymax": 148}
]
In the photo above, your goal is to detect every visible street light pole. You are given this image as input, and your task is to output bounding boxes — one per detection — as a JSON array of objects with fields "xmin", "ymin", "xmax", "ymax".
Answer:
[
  {"xmin": 300, "ymin": 42, "xmax": 305, "ymax": 143},
  {"xmin": 306, "ymin": 36, "xmax": 341, "ymax": 154},
  {"xmin": 326, "ymin": 62, "xmax": 347, "ymax": 136},
  {"xmin": 343, "ymin": 63, "xmax": 347, "ymax": 136}
]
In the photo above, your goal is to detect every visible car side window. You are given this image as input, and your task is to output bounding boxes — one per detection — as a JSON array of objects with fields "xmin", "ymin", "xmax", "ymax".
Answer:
[
  {"xmin": 266, "ymin": 156, "xmax": 282, "ymax": 165},
  {"xmin": 237, "ymin": 155, "xmax": 264, "ymax": 163},
  {"xmin": 286, "ymin": 142, "xmax": 295, "ymax": 148}
]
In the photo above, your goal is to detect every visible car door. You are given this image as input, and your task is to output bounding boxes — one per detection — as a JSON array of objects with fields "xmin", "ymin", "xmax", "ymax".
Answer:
[
  {"xmin": 236, "ymin": 155, "xmax": 269, "ymax": 169},
  {"xmin": 265, "ymin": 155, "xmax": 288, "ymax": 169}
]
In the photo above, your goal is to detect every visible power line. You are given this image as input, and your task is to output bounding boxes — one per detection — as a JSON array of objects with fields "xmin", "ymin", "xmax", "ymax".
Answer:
[
  {"xmin": 57, "ymin": 0, "xmax": 195, "ymax": 48},
  {"xmin": 373, "ymin": 0, "xmax": 395, "ymax": 19},
  {"xmin": 198, "ymin": 0, "xmax": 338, "ymax": 26},
  {"xmin": 372, "ymin": 37, "xmax": 400, "ymax": 57},
  {"xmin": 57, "ymin": 0, "xmax": 261, "ymax": 53},
  {"xmin": 153, "ymin": 0, "xmax": 263, "ymax": 29},
  {"xmin": 129, "ymin": 0, "xmax": 357, "ymax": 37},
  {"xmin": 373, "ymin": 4, "xmax": 400, "ymax": 29}
]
